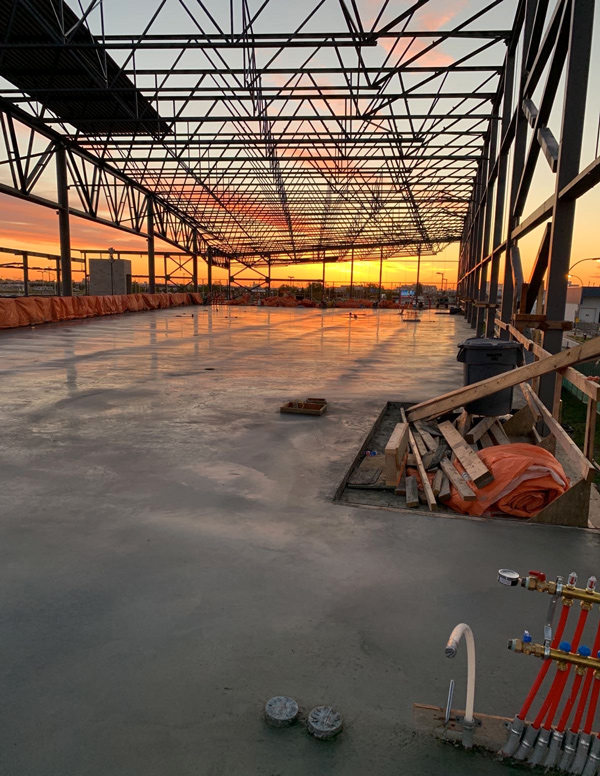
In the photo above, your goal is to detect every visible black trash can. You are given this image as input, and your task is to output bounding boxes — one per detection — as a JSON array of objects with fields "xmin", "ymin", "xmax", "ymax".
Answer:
[{"xmin": 457, "ymin": 337, "xmax": 524, "ymax": 416}]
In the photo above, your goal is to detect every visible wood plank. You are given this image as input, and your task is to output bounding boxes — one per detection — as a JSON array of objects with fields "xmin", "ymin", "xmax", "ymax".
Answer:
[
  {"xmin": 394, "ymin": 473, "xmax": 407, "ymax": 496},
  {"xmin": 534, "ymin": 430, "xmax": 556, "ymax": 454},
  {"xmin": 334, "ymin": 402, "xmax": 388, "ymax": 501},
  {"xmin": 465, "ymin": 415, "xmax": 497, "ymax": 443},
  {"xmin": 416, "ymin": 421, "xmax": 441, "ymax": 438},
  {"xmin": 405, "ymin": 475, "xmax": 419, "ymax": 508},
  {"xmin": 455, "ymin": 410, "xmax": 472, "ymax": 438},
  {"xmin": 519, "ymin": 382, "xmax": 543, "ymax": 423},
  {"xmin": 522, "ymin": 383, "xmax": 596, "ymax": 482},
  {"xmin": 584, "ymin": 399, "xmax": 597, "ymax": 461},
  {"xmin": 496, "ymin": 320, "xmax": 600, "ymax": 401},
  {"xmin": 529, "ymin": 478, "xmax": 591, "ymax": 527},
  {"xmin": 407, "ymin": 336, "xmax": 600, "ymax": 422},
  {"xmin": 347, "ymin": 463, "xmax": 383, "ymax": 487},
  {"xmin": 384, "ymin": 422, "xmax": 409, "ymax": 486},
  {"xmin": 439, "ymin": 458, "xmax": 477, "ymax": 501},
  {"xmin": 438, "ymin": 474, "xmax": 451, "ymax": 502},
  {"xmin": 489, "ymin": 421, "xmax": 510, "ymax": 445},
  {"xmin": 502, "ymin": 404, "xmax": 535, "ymax": 437},
  {"xmin": 432, "ymin": 469, "xmax": 444, "ymax": 497},
  {"xmin": 438, "ymin": 421, "xmax": 494, "ymax": 487},
  {"xmin": 413, "ymin": 421, "xmax": 438, "ymax": 452},
  {"xmin": 423, "ymin": 444, "xmax": 447, "ymax": 471},
  {"xmin": 408, "ymin": 429, "xmax": 438, "ymax": 511},
  {"xmin": 413, "ymin": 703, "xmax": 514, "ymax": 753},
  {"xmin": 479, "ymin": 431, "xmax": 494, "ymax": 448},
  {"xmin": 411, "ymin": 429, "xmax": 429, "ymax": 457}
]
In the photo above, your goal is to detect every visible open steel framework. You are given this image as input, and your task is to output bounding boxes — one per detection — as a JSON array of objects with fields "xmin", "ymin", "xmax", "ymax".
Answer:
[
  {"xmin": 458, "ymin": 0, "xmax": 600, "ymax": 410},
  {"xmin": 0, "ymin": 0, "xmax": 514, "ymax": 293}
]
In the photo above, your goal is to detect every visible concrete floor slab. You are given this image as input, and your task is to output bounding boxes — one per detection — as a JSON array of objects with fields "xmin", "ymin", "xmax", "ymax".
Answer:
[{"xmin": 2, "ymin": 307, "xmax": 600, "ymax": 775}]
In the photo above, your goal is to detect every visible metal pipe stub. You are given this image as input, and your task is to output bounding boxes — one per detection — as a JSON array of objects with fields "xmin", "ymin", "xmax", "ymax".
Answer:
[
  {"xmin": 264, "ymin": 696, "xmax": 299, "ymax": 727},
  {"xmin": 307, "ymin": 706, "xmax": 343, "ymax": 740}
]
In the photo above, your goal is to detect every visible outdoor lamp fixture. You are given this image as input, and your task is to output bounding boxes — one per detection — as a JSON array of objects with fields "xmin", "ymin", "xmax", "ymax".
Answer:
[{"xmin": 567, "ymin": 257, "xmax": 600, "ymax": 274}]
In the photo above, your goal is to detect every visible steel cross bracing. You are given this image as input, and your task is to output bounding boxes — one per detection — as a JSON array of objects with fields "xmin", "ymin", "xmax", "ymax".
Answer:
[
  {"xmin": 456, "ymin": 0, "xmax": 600, "ymax": 412},
  {"xmin": 0, "ymin": 0, "xmax": 514, "ymax": 273}
]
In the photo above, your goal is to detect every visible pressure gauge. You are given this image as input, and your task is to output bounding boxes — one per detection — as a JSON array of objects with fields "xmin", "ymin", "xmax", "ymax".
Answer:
[{"xmin": 498, "ymin": 569, "xmax": 520, "ymax": 587}]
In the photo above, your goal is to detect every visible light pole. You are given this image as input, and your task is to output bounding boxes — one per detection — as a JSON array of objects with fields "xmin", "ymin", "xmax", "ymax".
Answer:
[
  {"xmin": 567, "ymin": 257, "xmax": 600, "ymax": 275},
  {"xmin": 436, "ymin": 271, "xmax": 446, "ymax": 292},
  {"xmin": 568, "ymin": 273, "xmax": 584, "ymax": 286}
]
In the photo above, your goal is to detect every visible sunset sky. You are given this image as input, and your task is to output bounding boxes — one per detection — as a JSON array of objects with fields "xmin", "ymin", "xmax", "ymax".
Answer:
[{"xmin": 1, "ymin": 0, "xmax": 599, "ymax": 289}]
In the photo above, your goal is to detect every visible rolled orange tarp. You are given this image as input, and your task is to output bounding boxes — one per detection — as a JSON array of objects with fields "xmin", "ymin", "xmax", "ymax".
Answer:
[{"xmin": 446, "ymin": 443, "xmax": 569, "ymax": 518}]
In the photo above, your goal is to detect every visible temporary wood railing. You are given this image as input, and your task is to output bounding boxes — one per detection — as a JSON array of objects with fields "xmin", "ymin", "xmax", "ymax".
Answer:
[{"xmin": 496, "ymin": 319, "xmax": 599, "ymax": 462}]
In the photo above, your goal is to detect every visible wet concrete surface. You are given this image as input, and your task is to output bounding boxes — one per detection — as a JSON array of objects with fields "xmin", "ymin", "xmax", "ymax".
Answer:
[{"xmin": 1, "ymin": 306, "xmax": 600, "ymax": 775}]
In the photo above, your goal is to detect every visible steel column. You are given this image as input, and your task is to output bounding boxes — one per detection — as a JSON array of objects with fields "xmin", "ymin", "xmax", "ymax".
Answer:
[
  {"xmin": 207, "ymin": 246, "xmax": 213, "ymax": 296},
  {"xmin": 539, "ymin": 0, "xmax": 595, "ymax": 410},
  {"xmin": 192, "ymin": 232, "xmax": 198, "ymax": 292},
  {"xmin": 147, "ymin": 197, "xmax": 156, "ymax": 293},
  {"xmin": 487, "ymin": 48, "xmax": 515, "ymax": 336},
  {"xmin": 55, "ymin": 145, "xmax": 72, "ymax": 296},
  {"xmin": 500, "ymin": 1, "xmax": 537, "ymax": 331},
  {"xmin": 22, "ymin": 252, "xmax": 28, "ymax": 296}
]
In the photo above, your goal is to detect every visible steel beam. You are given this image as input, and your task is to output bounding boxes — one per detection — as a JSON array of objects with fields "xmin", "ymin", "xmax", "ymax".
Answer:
[
  {"xmin": 147, "ymin": 197, "xmax": 156, "ymax": 294},
  {"xmin": 56, "ymin": 145, "xmax": 72, "ymax": 297},
  {"xmin": 539, "ymin": 0, "xmax": 595, "ymax": 411}
]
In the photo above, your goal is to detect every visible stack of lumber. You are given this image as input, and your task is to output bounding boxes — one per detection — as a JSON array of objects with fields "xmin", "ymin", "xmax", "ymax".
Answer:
[
  {"xmin": 348, "ymin": 335, "xmax": 600, "ymax": 523},
  {"xmin": 381, "ymin": 409, "xmax": 503, "ymax": 512}
]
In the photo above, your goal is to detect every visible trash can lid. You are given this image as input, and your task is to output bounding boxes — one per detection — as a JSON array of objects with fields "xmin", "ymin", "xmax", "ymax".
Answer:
[{"xmin": 458, "ymin": 337, "xmax": 522, "ymax": 350}]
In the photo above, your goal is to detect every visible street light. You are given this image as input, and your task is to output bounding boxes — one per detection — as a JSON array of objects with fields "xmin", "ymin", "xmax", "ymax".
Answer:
[
  {"xmin": 436, "ymin": 271, "xmax": 446, "ymax": 292},
  {"xmin": 568, "ymin": 273, "xmax": 584, "ymax": 286},
  {"xmin": 567, "ymin": 257, "xmax": 600, "ymax": 274}
]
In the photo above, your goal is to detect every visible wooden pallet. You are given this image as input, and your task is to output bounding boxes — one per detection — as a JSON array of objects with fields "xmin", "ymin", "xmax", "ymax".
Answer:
[{"xmin": 280, "ymin": 398, "xmax": 327, "ymax": 415}]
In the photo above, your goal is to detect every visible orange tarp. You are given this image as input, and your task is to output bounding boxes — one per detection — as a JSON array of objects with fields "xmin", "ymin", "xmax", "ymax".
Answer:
[
  {"xmin": 446, "ymin": 443, "xmax": 569, "ymax": 518},
  {"xmin": 0, "ymin": 292, "xmax": 197, "ymax": 330}
]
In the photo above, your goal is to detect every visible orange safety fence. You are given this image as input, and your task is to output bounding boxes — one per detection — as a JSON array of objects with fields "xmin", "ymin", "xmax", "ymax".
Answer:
[{"xmin": 0, "ymin": 292, "xmax": 200, "ymax": 330}]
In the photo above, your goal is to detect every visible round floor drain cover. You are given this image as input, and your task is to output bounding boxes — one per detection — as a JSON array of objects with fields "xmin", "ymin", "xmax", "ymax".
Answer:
[
  {"xmin": 264, "ymin": 696, "xmax": 299, "ymax": 727},
  {"xmin": 307, "ymin": 706, "xmax": 343, "ymax": 739}
]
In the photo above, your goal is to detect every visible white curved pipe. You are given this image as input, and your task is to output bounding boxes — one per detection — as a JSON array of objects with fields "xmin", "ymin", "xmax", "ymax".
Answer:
[{"xmin": 445, "ymin": 623, "xmax": 476, "ymax": 725}]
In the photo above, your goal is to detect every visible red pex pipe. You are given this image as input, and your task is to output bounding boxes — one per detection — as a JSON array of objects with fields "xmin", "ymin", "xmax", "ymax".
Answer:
[
  {"xmin": 518, "ymin": 605, "xmax": 571, "ymax": 721},
  {"xmin": 571, "ymin": 625, "xmax": 600, "ymax": 733},
  {"xmin": 534, "ymin": 669, "xmax": 566, "ymax": 729},
  {"xmin": 543, "ymin": 670, "xmax": 570, "ymax": 728},
  {"xmin": 551, "ymin": 608, "xmax": 590, "ymax": 732},
  {"xmin": 573, "ymin": 610, "xmax": 590, "ymax": 651},
  {"xmin": 557, "ymin": 673, "xmax": 584, "ymax": 733},
  {"xmin": 583, "ymin": 677, "xmax": 600, "ymax": 736}
]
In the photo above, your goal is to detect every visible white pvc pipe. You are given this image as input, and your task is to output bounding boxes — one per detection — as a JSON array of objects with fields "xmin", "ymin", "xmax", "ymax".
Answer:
[{"xmin": 445, "ymin": 623, "xmax": 476, "ymax": 724}]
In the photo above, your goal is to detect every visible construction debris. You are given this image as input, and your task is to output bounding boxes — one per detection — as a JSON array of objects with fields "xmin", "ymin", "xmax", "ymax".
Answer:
[{"xmin": 341, "ymin": 332, "xmax": 600, "ymax": 527}]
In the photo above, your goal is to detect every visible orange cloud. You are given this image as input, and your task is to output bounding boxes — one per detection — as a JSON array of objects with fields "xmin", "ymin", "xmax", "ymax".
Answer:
[{"xmin": 417, "ymin": 0, "xmax": 468, "ymax": 31}]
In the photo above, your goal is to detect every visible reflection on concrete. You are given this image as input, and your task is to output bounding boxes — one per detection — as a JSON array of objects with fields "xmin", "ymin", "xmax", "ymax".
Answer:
[{"xmin": 0, "ymin": 307, "xmax": 598, "ymax": 776}]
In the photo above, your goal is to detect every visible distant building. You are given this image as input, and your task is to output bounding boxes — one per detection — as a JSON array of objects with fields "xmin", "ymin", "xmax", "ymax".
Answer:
[
  {"xmin": 565, "ymin": 285, "xmax": 582, "ymax": 322},
  {"xmin": 575, "ymin": 287, "xmax": 600, "ymax": 323}
]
